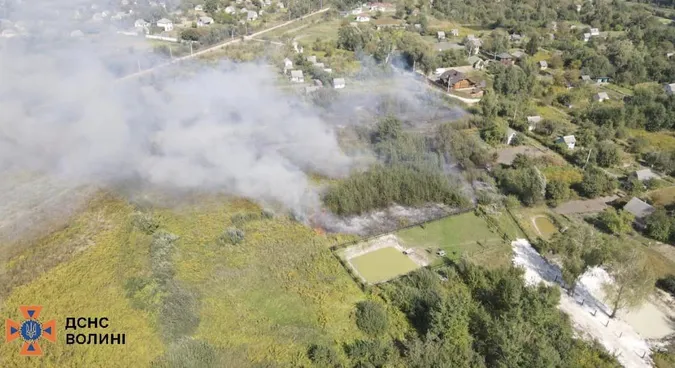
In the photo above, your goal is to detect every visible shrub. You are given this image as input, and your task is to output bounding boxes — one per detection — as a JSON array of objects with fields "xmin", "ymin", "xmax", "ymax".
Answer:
[
  {"xmin": 261, "ymin": 209, "xmax": 275, "ymax": 219},
  {"xmin": 355, "ymin": 300, "xmax": 389, "ymax": 336},
  {"xmin": 231, "ymin": 212, "xmax": 261, "ymax": 226},
  {"xmin": 132, "ymin": 211, "xmax": 159, "ymax": 235},
  {"xmin": 150, "ymin": 231, "xmax": 179, "ymax": 283},
  {"xmin": 307, "ymin": 344, "xmax": 342, "ymax": 368},
  {"xmin": 160, "ymin": 283, "xmax": 201, "ymax": 341},
  {"xmin": 217, "ymin": 228, "xmax": 245, "ymax": 246}
]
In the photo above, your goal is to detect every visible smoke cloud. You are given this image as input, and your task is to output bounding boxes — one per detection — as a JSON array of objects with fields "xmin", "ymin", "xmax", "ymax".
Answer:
[{"xmin": 0, "ymin": 0, "xmax": 352, "ymax": 213}]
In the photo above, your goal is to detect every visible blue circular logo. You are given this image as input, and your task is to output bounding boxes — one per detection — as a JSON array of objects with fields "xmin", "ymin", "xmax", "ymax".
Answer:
[{"xmin": 20, "ymin": 320, "xmax": 42, "ymax": 341}]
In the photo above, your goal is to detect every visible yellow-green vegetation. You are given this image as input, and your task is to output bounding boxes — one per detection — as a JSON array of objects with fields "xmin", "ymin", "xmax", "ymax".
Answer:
[
  {"xmin": 0, "ymin": 194, "xmax": 367, "ymax": 367},
  {"xmin": 541, "ymin": 165, "xmax": 584, "ymax": 186},
  {"xmin": 153, "ymin": 199, "xmax": 364, "ymax": 366},
  {"xmin": 647, "ymin": 186, "xmax": 675, "ymax": 207},
  {"xmin": 510, "ymin": 206, "xmax": 566, "ymax": 241},
  {"xmin": 534, "ymin": 216, "xmax": 558, "ymax": 239},
  {"xmin": 0, "ymin": 195, "xmax": 164, "ymax": 368},
  {"xmin": 288, "ymin": 19, "xmax": 342, "ymax": 41},
  {"xmin": 396, "ymin": 212, "xmax": 508, "ymax": 266},
  {"xmin": 350, "ymin": 247, "xmax": 420, "ymax": 284},
  {"xmin": 629, "ymin": 129, "xmax": 675, "ymax": 151},
  {"xmin": 535, "ymin": 104, "xmax": 570, "ymax": 121}
]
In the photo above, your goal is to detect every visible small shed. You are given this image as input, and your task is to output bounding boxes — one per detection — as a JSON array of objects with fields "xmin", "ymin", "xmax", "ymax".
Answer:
[
  {"xmin": 333, "ymin": 78, "xmax": 346, "ymax": 89},
  {"xmin": 290, "ymin": 70, "xmax": 304, "ymax": 83},
  {"xmin": 594, "ymin": 92, "xmax": 609, "ymax": 102},
  {"xmin": 634, "ymin": 169, "xmax": 660, "ymax": 182},
  {"xmin": 437, "ymin": 31, "xmax": 446, "ymax": 40}
]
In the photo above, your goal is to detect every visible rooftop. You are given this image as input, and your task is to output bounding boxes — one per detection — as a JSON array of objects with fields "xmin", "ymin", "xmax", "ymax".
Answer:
[{"xmin": 623, "ymin": 197, "xmax": 655, "ymax": 219}]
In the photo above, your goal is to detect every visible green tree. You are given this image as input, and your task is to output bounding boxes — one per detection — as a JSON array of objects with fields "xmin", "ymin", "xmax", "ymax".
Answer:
[
  {"xmin": 545, "ymin": 179, "xmax": 571, "ymax": 206},
  {"xmin": 597, "ymin": 208, "xmax": 634, "ymax": 235},
  {"xmin": 549, "ymin": 225, "xmax": 613, "ymax": 294},
  {"xmin": 372, "ymin": 116, "xmax": 402, "ymax": 143},
  {"xmin": 595, "ymin": 140, "xmax": 621, "ymax": 167},
  {"xmin": 602, "ymin": 245, "xmax": 655, "ymax": 318},
  {"xmin": 525, "ymin": 34, "xmax": 541, "ymax": 56},
  {"xmin": 355, "ymin": 300, "xmax": 389, "ymax": 336},
  {"xmin": 180, "ymin": 28, "xmax": 201, "ymax": 41},
  {"xmin": 579, "ymin": 166, "xmax": 617, "ymax": 198},
  {"xmin": 644, "ymin": 208, "xmax": 674, "ymax": 242}
]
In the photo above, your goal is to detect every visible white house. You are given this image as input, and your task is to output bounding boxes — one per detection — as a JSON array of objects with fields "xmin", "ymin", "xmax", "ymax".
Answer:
[
  {"xmin": 224, "ymin": 6, "xmax": 236, "ymax": 14},
  {"xmin": 437, "ymin": 31, "xmax": 445, "ymax": 40},
  {"xmin": 450, "ymin": 29, "xmax": 459, "ymax": 36},
  {"xmin": 539, "ymin": 60, "xmax": 548, "ymax": 70},
  {"xmin": 156, "ymin": 18, "xmax": 173, "ymax": 31},
  {"xmin": 333, "ymin": 78, "xmax": 346, "ymax": 89},
  {"xmin": 665, "ymin": 83, "xmax": 675, "ymax": 95},
  {"xmin": 594, "ymin": 92, "xmax": 609, "ymax": 102},
  {"xmin": 356, "ymin": 14, "xmax": 370, "ymax": 22},
  {"xmin": 590, "ymin": 28, "xmax": 600, "ymax": 36},
  {"xmin": 194, "ymin": 4, "xmax": 203, "ymax": 11},
  {"xmin": 583, "ymin": 33, "xmax": 591, "ymax": 42},
  {"xmin": 247, "ymin": 11, "xmax": 258, "ymax": 21},
  {"xmin": 283, "ymin": 57, "xmax": 293, "ymax": 71},
  {"xmin": 290, "ymin": 70, "xmax": 304, "ymax": 83},
  {"xmin": 527, "ymin": 116, "xmax": 541, "ymax": 131},
  {"xmin": 134, "ymin": 19, "xmax": 150, "ymax": 34},
  {"xmin": 556, "ymin": 135, "xmax": 576, "ymax": 150},
  {"xmin": 198, "ymin": 16, "xmax": 214, "ymax": 26},
  {"xmin": 667, "ymin": 52, "xmax": 674, "ymax": 58}
]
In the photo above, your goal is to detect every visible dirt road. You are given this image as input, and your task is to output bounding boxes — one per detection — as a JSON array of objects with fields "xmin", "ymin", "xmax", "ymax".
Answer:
[{"xmin": 117, "ymin": 7, "xmax": 331, "ymax": 82}]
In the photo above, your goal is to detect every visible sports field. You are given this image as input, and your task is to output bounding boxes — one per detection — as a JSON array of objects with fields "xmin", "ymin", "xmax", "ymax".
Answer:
[
  {"xmin": 349, "ymin": 247, "xmax": 420, "ymax": 284},
  {"xmin": 395, "ymin": 212, "xmax": 515, "ymax": 268}
]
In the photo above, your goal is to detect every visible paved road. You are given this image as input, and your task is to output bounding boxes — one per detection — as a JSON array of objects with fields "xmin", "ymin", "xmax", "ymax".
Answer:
[
  {"xmin": 554, "ymin": 195, "xmax": 620, "ymax": 215},
  {"xmin": 117, "ymin": 7, "xmax": 330, "ymax": 82}
]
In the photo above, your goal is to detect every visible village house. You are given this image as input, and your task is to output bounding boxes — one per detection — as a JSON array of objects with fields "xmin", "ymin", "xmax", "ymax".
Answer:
[
  {"xmin": 667, "ymin": 52, "xmax": 674, "ymax": 58},
  {"xmin": 583, "ymin": 33, "xmax": 591, "ymax": 42},
  {"xmin": 595, "ymin": 76, "xmax": 610, "ymax": 84},
  {"xmin": 590, "ymin": 28, "xmax": 600, "ymax": 36},
  {"xmin": 198, "ymin": 16, "xmax": 214, "ymax": 27},
  {"xmin": 467, "ymin": 56, "xmax": 485, "ymax": 70},
  {"xmin": 368, "ymin": 2, "xmax": 393, "ymax": 11},
  {"xmin": 623, "ymin": 197, "xmax": 655, "ymax": 229},
  {"xmin": 194, "ymin": 4, "xmax": 203, "ymax": 11},
  {"xmin": 290, "ymin": 70, "xmax": 304, "ymax": 83},
  {"xmin": 634, "ymin": 168, "xmax": 660, "ymax": 182},
  {"xmin": 247, "ymin": 11, "xmax": 258, "ymax": 21},
  {"xmin": 283, "ymin": 58, "xmax": 293, "ymax": 72},
  {"xmin": 439, "ymin": 69, "xmax": 475, "ymax": 90},
  {"xmin": 510, "ymin": 33, "xmax": 523, "ymax": 43},
  {"xmin": 539, "ymin": 60, "xmax": 548, "ymax": 70},
  {"xmin": 224, "ymin": 6, "xmax": 236, "ymax": 14},
  {"xmin": 333, "ymin": 78, "xmax": 346, "ymax": 89},
  {"xmin": 496, "ymin": 52, "xmax": 514, "ymax": 66},
  {"xmin": 437, "ymin": 31, "xmax": 445, "ymax": 40},
  {"xmin": 156, "ymin": 18, "xmax": 173, "ymax": 32},
  {"xmin": 556, "ymin": 135, "xmax": 576, "ymax": 150},
  {"xmin": 665, "ymin": 83, "xmax": 675, "ymax": 95},
  {"xmin": 527, "ymin": 116, "xmax": 541, "ymax": 131},
  {"xmin": 594, "ymin": 92, "xmax": 609, "ymax": 102},
  {"xmin": 356, "ymin": 14, "xmax": 370, "ymax": 22},
  {"xmin": 450, "ymin": 29, "xmax": 459, "ymax": 37}
]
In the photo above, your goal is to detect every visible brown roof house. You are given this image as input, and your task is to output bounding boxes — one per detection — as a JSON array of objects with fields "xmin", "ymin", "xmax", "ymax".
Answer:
[{"xmin": 439, "ymin": 69, "xmax": 475, "ymax": 91}]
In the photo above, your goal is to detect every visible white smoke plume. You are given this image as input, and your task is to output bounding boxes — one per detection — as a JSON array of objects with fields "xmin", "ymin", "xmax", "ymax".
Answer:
[{"xmin": 0, "ymin": 0, "xmax": 352, "ymax": 216}]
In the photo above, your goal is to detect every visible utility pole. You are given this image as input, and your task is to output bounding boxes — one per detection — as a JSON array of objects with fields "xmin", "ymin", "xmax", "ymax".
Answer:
[
  {"xmin": 583, "ymin": 148, "xmax": 593, "ymax": 169},
  {"xmin": 190, "ymin": 41, "xmax": 193, "ymax": 55},
  {"xmin": 169, "ymin": 46, "xmax": 172, "ymax": 59},
  {"xmin": 137, "ymin": 59, "xmax": 141, "ymax": 72}
]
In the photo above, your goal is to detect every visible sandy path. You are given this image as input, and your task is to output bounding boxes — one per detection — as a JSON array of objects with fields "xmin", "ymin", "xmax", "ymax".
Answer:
[{"xmin": 512, "ymin": 239, "xmax": 654, "ymax": 368}]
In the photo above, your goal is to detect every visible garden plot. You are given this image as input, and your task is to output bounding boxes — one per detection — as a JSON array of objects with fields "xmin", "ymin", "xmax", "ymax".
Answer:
[{"xmin": 341, "ymin": 234, "xmax": 428, "ymax": 284}]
